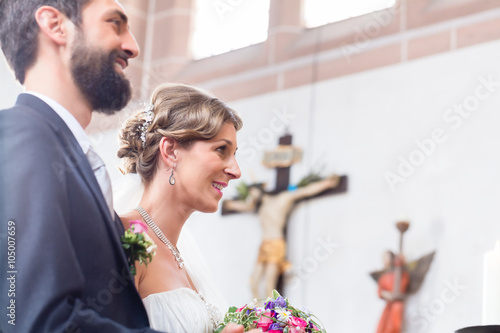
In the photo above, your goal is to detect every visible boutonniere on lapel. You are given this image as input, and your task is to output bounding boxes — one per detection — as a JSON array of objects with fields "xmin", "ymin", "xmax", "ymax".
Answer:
[{"xmin": 121, "ymin": 220, "xmax": 157, "ymax": 276}]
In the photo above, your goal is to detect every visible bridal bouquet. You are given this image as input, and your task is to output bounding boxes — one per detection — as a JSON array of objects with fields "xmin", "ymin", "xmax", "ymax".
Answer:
[
  {"xmin": 216, "ymin": 290, "xmax": 326, "ymax": 333},
  {"xmin": 121, "ymin": 220, "xmax": 157, "ymax": 275}
]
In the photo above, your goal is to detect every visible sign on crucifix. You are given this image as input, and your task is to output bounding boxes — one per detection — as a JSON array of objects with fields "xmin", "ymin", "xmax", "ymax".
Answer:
[{"xmin": 222, "ymin": 133, "xmax": 348, "ymax": 299}]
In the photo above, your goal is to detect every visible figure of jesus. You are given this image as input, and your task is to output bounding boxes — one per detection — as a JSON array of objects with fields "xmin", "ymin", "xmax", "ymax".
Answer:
[{"xmin": 223, "ymin": 175, "xmax": 340, "ymax": 299}]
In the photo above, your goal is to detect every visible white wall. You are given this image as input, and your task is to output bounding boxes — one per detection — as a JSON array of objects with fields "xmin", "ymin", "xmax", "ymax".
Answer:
[
  {"xmin": 0, "ymin": 54, "xmax": 22, "ymax": 108},
  {"xmin": 2, "ymin": 38, "xmax": 500, "ymax": 332},
  {"xmin": 192, "ymin": 39, "xmax": 500, "ymax": 333}
]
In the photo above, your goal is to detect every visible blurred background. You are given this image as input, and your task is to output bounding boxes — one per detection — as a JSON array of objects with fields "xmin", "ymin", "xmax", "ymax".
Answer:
[{"xmin": 2, "ymin": 0, "xmax": 500, "ymax": 331}]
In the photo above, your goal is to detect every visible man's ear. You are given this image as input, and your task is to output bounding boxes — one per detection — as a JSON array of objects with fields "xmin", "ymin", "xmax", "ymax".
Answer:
[
  {"xmin": 35, "ymin": 6, "xmax": 71, "ymax": 46},
  {"xmin": 159, "ymin": 137, "xmax": 179, "ymax": 168}
]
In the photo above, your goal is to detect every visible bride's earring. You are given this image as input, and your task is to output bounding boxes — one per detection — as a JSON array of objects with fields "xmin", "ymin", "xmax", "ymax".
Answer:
[{"xmin": 169, "ymin": 164, "xmax": 176, "ymax": 186}]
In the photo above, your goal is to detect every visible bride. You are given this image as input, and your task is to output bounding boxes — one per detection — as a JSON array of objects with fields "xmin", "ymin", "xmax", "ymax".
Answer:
[{"xmin": 116, "ymin": 84, "xmax": 256, "ymax": 333}]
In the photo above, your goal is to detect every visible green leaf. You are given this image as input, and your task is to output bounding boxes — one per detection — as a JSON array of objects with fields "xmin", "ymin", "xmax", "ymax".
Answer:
[
  {"xmin": 235, "ymin": 181, "xmax": 249, "ymax": 200},
  {"xmin": 272, "ymin": 289, "xmax": 281, "ymax": 299}
]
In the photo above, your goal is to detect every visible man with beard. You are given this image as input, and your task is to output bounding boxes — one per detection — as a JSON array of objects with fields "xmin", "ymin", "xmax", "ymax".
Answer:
[{"xmin": 0, "ymin": 0, "xmax": 162, "ymax": 332}]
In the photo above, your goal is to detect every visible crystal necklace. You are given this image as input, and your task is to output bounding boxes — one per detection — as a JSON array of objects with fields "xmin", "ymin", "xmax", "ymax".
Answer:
[{"xmin": 135, "ymin": 206, "xmax": 184, "ymax": 269}]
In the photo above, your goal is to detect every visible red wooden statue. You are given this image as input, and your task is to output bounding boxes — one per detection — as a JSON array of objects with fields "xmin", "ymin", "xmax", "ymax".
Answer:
[
  {"xmin": 375, "ymin": 252, "xmax": 410, "ymax": 333},
  {"xmin": 371, "ymin": 222, "xmax": 435, "ymax": 333}
]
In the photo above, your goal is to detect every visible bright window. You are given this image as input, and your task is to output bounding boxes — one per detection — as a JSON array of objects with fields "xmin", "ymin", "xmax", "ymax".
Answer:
[
  {"xmin": 304, "ymin": 0, "xmax": 396, "ymax": 28},
  {"xmin": 192, "ymin": 0, "xmax": 270, "ymax": 59}
]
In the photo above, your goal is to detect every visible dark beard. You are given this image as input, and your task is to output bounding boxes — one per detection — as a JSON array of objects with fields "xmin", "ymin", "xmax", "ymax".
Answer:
[{"xmin": 70, "ymin": 38, "xmax": 132, "ymax": 115}]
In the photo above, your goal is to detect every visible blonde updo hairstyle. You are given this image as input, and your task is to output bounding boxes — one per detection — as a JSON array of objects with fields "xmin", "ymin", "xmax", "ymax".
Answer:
[{"xmin": 117, "ymin": 83, "xmax": 243, "ymax": 185}]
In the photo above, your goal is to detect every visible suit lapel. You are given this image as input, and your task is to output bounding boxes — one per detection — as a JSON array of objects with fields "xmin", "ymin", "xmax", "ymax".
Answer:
[{"xmin": 15, "ymin": 94, "xmax": 126, "ymax": 251}]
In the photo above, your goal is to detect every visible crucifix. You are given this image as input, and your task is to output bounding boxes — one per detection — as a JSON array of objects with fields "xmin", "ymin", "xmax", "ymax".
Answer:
[{"xmin": 222, "ymin": 133, "xmax": 348, "ymax": 299}]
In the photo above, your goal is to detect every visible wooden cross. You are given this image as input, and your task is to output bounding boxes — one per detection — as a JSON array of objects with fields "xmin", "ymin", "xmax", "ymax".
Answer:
[
  {"xmin": 222, "ymin": 133, "xmax": 348, "ymax": 214},
  {"xmin": 264, "ymin": 134, "xmax": 348, "ymax": 292},
  {"xmin": 265, "ymin": 133, "xmax": 348, "ymax": 196},
  {"xmin": 221, "ymin": 133, "xmax": 348, "ymax": 296}
]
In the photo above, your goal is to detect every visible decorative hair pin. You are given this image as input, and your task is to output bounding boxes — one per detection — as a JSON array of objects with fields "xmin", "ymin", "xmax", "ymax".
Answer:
[{"xmin": 140, "ymin": 103, "xmax": 154, "ymax": 148}]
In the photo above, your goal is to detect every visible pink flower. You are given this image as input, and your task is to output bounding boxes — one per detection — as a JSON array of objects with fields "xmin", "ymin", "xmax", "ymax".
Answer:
[
  {"xmin": 129, "ymin": 220, "xmax": 148, "ymax": 234},
  {"xmin": 288, "ymin": 316, "xmax": 308, "ymax": 333},
  {"xmin": 268, "ymin": 330, "xmax": 282, "ymax": 333},
  {"xmin": 289, "ymin": 316, "xmax": 307, "ymax": 327},
  {"xmin": 256, "ymin": 312, "xmax": 274, "ymax": 332},
  {"xmin": 236, "ymin": 305, "xmax": 246, "ymax": 312}
]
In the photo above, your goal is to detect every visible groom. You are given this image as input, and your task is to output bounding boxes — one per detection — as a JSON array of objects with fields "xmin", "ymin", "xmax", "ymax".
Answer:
[
  {"xmin": 0, "ymin": 0, "xmax": 161, "ymax": 332},
  {"xmin": 0, "ymin": 1, "xmax": 257, "ymax": 331}
]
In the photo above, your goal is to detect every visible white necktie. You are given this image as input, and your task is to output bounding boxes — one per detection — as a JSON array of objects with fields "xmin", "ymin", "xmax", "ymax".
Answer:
[{"xmin": 86, "ymin": 146, "xmax": 114, "ymax": 219}]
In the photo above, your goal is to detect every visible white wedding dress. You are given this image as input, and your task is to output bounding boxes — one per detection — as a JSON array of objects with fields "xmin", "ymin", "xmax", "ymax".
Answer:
[
  {"xmin": 114, "ymin": 174, "xmax": 227, "ymax": 333},
  {"xmin": 143, "ymin": 288, "xmax": 212, "ymax": 332}
]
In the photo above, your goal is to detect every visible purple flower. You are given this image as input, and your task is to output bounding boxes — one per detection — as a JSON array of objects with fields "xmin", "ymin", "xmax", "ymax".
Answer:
[
  {"xmin": 245, "ymin": 307, "xmax": 256, "ymax": 315},
  {"xmin": 306, "ymin": 321, "xmax": 316, "ymax": 332},
  {"xmin": 265, "ymin": 300, "xmax": 276, "ymax": 310},
  {"xmin": 275, "ymin": 296, "xmax": 287, "ymax": 308},
  {"xmin": 269, "ymin": 323, "xmax": 283, "ymax": 330}
]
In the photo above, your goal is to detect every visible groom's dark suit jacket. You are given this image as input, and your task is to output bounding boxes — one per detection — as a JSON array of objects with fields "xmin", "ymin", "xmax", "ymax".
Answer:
[{"xmin": 0, "ymin": 94, "xmax": 160, "ymax": 332}]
